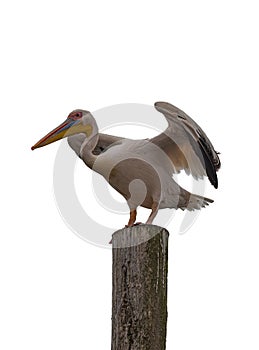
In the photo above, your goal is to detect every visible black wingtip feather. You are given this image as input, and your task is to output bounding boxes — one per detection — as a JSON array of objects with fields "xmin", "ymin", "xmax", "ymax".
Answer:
[{"xmin": 198, "ymin": 141, "xmax": 218, "ymax": 188}]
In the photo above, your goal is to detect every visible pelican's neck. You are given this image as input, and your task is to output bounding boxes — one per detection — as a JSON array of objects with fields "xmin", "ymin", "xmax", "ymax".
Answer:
[{"xmin": 79, "ymin": 133, "xmax": 99, "ymax": 169}]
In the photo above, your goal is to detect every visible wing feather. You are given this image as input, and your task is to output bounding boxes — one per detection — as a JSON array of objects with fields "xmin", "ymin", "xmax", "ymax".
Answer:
[{"xmin": 151, "ymin": 101, "xmax": 220, "ymax": 188}]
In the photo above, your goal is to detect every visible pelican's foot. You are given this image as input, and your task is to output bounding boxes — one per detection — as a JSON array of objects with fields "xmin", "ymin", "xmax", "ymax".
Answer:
[{"xmin": 125, "ymin": 222, "xmax": 143, "ymax": 228}]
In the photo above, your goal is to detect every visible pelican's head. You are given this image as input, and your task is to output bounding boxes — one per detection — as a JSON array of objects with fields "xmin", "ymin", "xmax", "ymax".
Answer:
[{"xmin": 31, "ymin": 109, "xmax": 97, "ymax": 150}]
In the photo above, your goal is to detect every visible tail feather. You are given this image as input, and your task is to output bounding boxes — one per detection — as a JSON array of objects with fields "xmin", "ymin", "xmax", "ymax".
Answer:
[{"xmin": 179, "ymin": 192, "xmax": 213, "ymax": 211}]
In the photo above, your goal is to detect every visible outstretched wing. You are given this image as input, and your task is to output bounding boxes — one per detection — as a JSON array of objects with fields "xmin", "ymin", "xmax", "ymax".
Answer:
[{"xmin": 151, "ymin": 101, "xmax": 221, "ymax": 188}]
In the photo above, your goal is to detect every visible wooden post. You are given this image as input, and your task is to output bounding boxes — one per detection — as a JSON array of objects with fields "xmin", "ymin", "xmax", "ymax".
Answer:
[{"xmin": 111, "ymin": 225, "xmax": 169, "ymax": 350}]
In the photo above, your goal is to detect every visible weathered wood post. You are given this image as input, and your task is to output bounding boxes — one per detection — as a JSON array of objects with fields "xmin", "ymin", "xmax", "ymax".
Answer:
[{"xmin": 111, "ymin": 225, "xmax": 169, "ymax": 350}]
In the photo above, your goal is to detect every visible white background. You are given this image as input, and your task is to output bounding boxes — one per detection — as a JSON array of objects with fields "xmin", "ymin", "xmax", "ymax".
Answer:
[{"xmin": 1, "ymin": 0, "xmax": 259, "ymax": 349}]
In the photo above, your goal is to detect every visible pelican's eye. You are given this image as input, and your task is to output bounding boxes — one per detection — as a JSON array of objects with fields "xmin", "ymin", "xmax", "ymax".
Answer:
[{"xmin": 69, "ymin": 111, "xmax": 83, "ymax": 120}]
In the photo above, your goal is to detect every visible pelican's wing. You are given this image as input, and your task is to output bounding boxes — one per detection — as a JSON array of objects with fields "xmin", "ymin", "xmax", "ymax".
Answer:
[
  {"xmin": 93, "ymin": 133, "xmax": 125, "ymax": 155},
  {"xmin": 68, "ymin": 133, "xmax": 125, "ymax": 157},
  {"xmin": 151, "ymin": 101, "xmax": 221, "ymax": 188}
]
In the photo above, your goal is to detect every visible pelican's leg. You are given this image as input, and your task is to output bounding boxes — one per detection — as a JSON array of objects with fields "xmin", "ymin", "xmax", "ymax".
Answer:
[
  {"xmin": 126, "ymin": 209, "xmax": 137, "ymax": 227},
  {"xmin": 145, "ymin": 201, "xmax": 159, "ymax": 224}
]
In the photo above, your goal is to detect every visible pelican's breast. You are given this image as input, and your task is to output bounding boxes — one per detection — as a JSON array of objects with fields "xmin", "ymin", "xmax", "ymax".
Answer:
[{"xmin": 92, "ymin": 139, "xmax": 170, "ymax": 209}]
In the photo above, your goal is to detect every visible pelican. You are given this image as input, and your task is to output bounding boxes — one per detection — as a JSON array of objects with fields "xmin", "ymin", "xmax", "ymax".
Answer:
[{"xmin": 31, "ymin": 102, "xmax": 220, "ymax": 226}]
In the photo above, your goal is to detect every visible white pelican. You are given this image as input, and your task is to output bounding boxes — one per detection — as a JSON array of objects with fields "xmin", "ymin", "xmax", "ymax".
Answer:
[{"xmin": 32, "ymin": 102, "xmax": 220, "ymax": 226}]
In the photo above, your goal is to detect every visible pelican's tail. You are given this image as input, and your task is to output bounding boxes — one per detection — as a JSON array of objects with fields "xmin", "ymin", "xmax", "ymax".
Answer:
[{"xmin": 179, "ymin": 192, "xmax": 214, "ymax": 211}]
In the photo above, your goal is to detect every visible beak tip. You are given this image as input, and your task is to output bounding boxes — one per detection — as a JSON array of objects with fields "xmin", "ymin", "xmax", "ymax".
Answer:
[{"xmin": 31, "ymin": 145, "xmax": 35, "ymax": 151}]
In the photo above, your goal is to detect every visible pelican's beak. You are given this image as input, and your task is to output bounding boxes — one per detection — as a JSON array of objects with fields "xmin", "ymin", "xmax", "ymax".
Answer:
[{"xmin": 31, "ymin": 118, "xmax": 88, "ymax": 150}]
